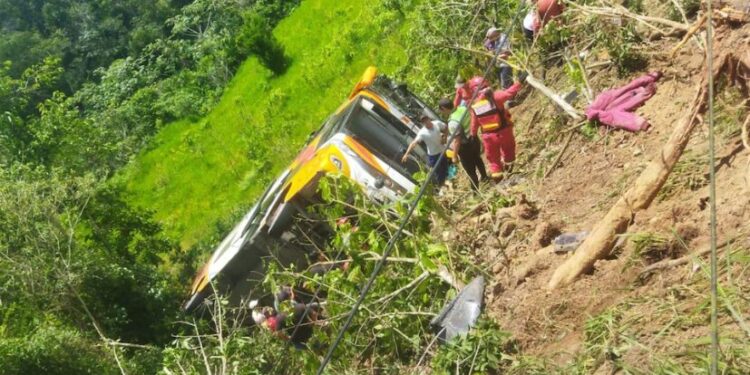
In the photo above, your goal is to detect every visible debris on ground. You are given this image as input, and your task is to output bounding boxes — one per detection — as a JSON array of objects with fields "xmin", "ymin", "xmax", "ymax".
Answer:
[{"xmin": 429, "ymin": 276, "xmax": 485, "ymax": 344}]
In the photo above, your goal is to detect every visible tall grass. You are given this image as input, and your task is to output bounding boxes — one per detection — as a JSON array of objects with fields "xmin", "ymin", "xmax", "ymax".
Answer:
[{"xmin": 123, "ymin": 0, "xmax": 412, "ymax": 248}]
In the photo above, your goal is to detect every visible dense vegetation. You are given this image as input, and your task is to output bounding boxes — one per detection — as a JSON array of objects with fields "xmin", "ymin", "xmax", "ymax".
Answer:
[
  {"xmin": 4, "ymin": 0, "xmax": 741, "ymax": 373},
  {"xmin": 0, "ymin": 0, "xmax": 303, "ymax": 373}
]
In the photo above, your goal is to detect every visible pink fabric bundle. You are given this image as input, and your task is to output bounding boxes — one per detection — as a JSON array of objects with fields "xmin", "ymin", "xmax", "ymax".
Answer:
[{"xmin": 585, "ymin": 72, "xmax": 662, "ymax": 132}]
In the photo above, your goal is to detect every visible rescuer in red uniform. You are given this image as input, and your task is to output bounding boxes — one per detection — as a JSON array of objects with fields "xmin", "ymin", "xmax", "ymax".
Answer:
[{"xmin": 468, "ymin": 76, "xmax": 523, "ymax": 180}]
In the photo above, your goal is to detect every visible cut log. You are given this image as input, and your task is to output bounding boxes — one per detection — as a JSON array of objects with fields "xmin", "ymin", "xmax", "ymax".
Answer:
[{"xmin": 525, "ymin": 74, "xmax": 584, "ymax": 122}]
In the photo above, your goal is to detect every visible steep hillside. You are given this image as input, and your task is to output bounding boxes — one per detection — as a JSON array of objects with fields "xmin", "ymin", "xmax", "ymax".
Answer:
[
  {"xmin": 119, "ymin": 0, "xmax": 750, "ymax": 373},
  {"xmin": 124, "ymin": 0, "xmax": 412, "ymax": 248},
  {"xmin": 437, "ymin": 10, "xmax": 750, "ymax": 373}
]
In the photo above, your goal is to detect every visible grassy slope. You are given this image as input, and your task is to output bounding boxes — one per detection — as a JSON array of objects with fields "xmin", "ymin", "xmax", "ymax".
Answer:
[{"xmin": 124, "ymin": 0, "xmax": 409, "ymax": 248}]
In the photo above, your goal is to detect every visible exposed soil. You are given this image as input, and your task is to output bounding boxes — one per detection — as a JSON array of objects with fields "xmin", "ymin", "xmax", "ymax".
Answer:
[{"xmin": 442, "ymin": 19, "xmax": 750, "ymax": 372}]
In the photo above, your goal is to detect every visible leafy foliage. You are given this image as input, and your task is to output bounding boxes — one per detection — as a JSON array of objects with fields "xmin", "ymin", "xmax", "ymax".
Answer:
[
  {"xmin": 432, "ymin": 319, "xmax": 516, "ymax": 375},
  {"xmin": 0, "ymin": 164, "xmax": 183, "ymax": 370}
]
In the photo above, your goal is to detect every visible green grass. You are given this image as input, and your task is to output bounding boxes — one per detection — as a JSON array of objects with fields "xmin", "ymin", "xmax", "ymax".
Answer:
[{"xmin": 123, "ymin": 0, "xmax": 412, "ymax": 248}]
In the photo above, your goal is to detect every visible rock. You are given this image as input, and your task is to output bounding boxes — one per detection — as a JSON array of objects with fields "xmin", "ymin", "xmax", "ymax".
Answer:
[
  {"xmin": 492, "ymin": 262, "xmax": 505, "ymax": 274},
  {"xmin": 499, "ymin": 220, "xmax": 517, "ymax": 237},
  {"xmin": 513, "ymin": 195, "xmax": 538, "ymax": 220},
  {"xmin": 531, "ymin": 221, "xmax": 562, "ymax": 247}
]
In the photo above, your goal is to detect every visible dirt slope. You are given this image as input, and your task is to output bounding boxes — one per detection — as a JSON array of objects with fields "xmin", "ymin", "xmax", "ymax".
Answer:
[{"xmin": 443, "ymin": 20, "xmax": 750, "ymax": 372}]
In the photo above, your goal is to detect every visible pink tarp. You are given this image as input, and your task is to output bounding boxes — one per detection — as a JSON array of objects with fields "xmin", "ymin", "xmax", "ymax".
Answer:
[{"xmin": 585, "ymin": 72, "xmax": 662, "ymax": 132}]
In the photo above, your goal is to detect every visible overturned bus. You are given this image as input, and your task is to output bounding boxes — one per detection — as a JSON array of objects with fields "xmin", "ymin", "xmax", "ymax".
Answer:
[{"xmin": 183, "ymin": 67, "xmax": 440, "ymax": 312}]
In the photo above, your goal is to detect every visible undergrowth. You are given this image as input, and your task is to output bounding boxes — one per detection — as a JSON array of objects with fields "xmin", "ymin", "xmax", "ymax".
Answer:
[
  {"xmin": 161, "ymin": 175, "xmax": 517, "ymax": 374},
  {"xmin": 562, "ymin": 245, "xmax": 750, "ymax": 374}
]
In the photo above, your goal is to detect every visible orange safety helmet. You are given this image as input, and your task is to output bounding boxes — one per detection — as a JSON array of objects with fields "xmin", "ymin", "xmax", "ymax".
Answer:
[{"xmin": 468, "ymin": 76, "xmax": 489, "ymax": 92}]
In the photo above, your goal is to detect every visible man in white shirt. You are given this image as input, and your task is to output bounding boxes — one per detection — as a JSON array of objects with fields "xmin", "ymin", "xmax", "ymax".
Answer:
[
  {"xmin": 401, "ymin": 113, "xmax": 449, "ymax": 187},
  {"xmin": 523, "ymin": 8, "xmax": 537, "ymax": 42}
]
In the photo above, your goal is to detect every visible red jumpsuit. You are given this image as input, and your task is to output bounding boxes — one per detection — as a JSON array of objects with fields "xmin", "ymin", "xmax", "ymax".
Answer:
[{"xmin": 469, "ymin": 82, "xmax": 521, "ymax": 177}]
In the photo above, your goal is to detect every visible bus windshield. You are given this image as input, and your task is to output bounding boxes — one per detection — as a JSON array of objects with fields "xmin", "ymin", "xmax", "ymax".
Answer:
[{"xmin": 342, "ymin": 99, "xmax": 428, "ymax": 177}]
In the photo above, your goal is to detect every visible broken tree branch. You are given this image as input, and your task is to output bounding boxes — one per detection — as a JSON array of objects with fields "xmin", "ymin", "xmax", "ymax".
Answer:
[
  {"xmin": 544, "ymin": 131, "xmax": 575, "ymax": 179},
  {"xmin": 670, "ymin": 13, "xmax": 708, "ymax": 58},
  {"xmin": 640, "ymin": 239, "xmax": 732, "ymax": 276},
  {"xmin": 525, "ymin": 74, "xmax": 584, "ymax": 122},
  {"xmin": 569, "ymin": 3, "xmax": 690, "ymax": 32}
]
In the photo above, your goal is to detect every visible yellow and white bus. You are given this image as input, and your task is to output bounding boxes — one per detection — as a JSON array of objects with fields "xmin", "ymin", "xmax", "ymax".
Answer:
[{"xmin": 183, "ymin": 67, "xmax": 440, "ymax": 312}]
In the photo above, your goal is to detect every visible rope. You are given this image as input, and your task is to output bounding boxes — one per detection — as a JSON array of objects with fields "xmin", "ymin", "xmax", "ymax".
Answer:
[
  {"xmin": 315, "ymin": 3, "xmax": 530, "ymax": 373},
  {"xmin": 704, "ymin": 0, "xmax": 719, "ymax": 373}
]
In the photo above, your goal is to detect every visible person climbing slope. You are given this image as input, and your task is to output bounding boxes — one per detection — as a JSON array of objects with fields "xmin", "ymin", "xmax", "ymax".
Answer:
[
  {"xmin": 438, "ymin": 98, "xmax": 487, "ymax": 192},
  {"xmin": 484, "ymin": 27, "xmax": 514, "ymax": 90},
  {"xmin": 401, "ymin": 111, "xmax": 449, "ymax": 188},
  {"xmin": 468, "ymin": 76, "xmax": 524, "ymax": 181}
]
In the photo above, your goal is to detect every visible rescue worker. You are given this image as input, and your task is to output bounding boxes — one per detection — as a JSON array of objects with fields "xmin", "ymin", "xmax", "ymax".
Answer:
[
  {"xmin": 484, "ymin": 27, "xmax": 513, "ymax": 90},
  {"xmin": 453, "ymin": 76, "xmax": 473, "ymax": 108},
  {"xmin": 468, "ymin": 76, "xmax": 524, "ymax": 180},
  {"xmin": 437, "ymin": 98, "xmax": 487, "ymax": 192},
  {"xmin": 523, "ymin": 0, "xmax": 564, "ymax": 42},
  {"xmin": 401, "ymin": 112, "xmax": 449, "ymax": 188},
  {"xmin": 537, "ymin": 0, "xmax": 564, "ymax": 26}
]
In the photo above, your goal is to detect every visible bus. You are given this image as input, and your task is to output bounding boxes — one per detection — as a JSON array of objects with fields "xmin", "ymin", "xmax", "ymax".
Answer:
[{"xmin": 183, "ymin": 67, "xmax": 439, "ymax": 312}]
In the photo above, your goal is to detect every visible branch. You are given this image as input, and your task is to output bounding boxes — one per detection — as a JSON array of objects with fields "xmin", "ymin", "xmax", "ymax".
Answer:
[
  {"xmin": 544, "ymin": 131, "xmax": 576, "ymax": 179},
  {"xmin": 568, "ymin": 3, "xmax": 689, "ymax": 32},
  {"xmin": 372, "ymin": 271, "xmax": 429, "ymax": 305},
  {"xmin": 525, "ymin": 74, "xmax": 584, "ymax": 121}
]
